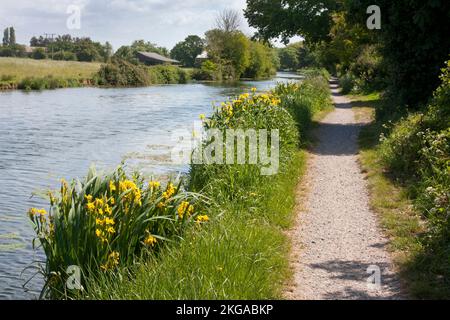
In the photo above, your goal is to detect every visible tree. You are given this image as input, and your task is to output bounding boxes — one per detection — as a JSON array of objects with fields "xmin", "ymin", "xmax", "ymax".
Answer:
[
  {"xmin": 278, "ymin": 43, "xmax": 301, "ymax": 70},
  {"xmin": 3, "ymin": 28, "xmax": 9, "ymax": 46},
  {"xmin": 9, "ymin": 27, "xmax": 16, "ymax": 45},
  {"xmin": 346, "ymin": 0, "xmax": 450, "ymax": 109},
  {"xmin": 205, "ymin": 29, "xmax": 251, "ymax": 78},
  {"xmin": 170, "ymin": 35, "xmax": 204, "ymax": 67},
  {"xmin": 216, "ymin": 9, "xmax": 242, "ymax": 32},
  {"xmin": 244, "ymin": 0, "xmax": 343, "ymax": 43}
]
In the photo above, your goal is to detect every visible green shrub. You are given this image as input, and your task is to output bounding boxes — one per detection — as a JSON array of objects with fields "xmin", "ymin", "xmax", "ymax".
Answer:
[
  {"xmin": 148, "ymin": 65, "xmax": 190, "ymax": 84},
  {"xmin": 31, "ymin": 48, "xmax": 47, "ymax": 60},
  {"xmin": 192, "ymin": 60, "xmax": 222, "ymax": 81},
  {"xmin": 379, "ymin": 59, "xmax": 450, "ymax": 255},
  {"xmin": 95, "ymin": 58, "xmax": 150, "ymax": 86},
  {"xmin": 339, "ymin": 73, "xmax": 356, "ymax": 94}
]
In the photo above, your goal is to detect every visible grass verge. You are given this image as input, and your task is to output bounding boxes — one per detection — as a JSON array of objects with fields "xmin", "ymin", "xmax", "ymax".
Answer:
[
  {"xmin": 353, "ymin": 93, "xmax": 450, "ymax": 299},
  {"xmin": 84, "ymin": 151, "xmax": 307, "ymax": 299}
]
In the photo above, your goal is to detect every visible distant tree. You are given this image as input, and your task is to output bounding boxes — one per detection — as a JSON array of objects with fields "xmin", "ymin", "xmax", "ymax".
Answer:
[
  {"xmin": 9, "ymin": 27, "xmax": 16, "ymax": 45},
  {"xmin": 216, "ymin": 9, "xmax": 242, "ymax": 32},
  {"xmin": 102, "ymin": 41, "xmax": 113, "ymax": 62},
  {"xmin": 170, "ymin": 35, "xmax": 204, "ymax": 67},
  {"xmin": 3, "ymin": 28, "xmax": 9, "ymax": 46},
  {"xmin": 205, "ymin": 29, "xmax": 250, "ymax": 78},
  {"xmin": 278, "ymin": 43, "xmax": 302, "ymax": 70}
]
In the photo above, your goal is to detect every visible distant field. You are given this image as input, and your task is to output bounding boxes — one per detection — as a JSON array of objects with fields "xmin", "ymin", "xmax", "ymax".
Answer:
[{"xmin": 0, "ymin": 57, "xmax": 102, "ymax": 82}]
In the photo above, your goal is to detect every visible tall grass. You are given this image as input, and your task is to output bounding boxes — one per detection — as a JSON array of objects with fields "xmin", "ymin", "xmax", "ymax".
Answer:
[{"xmin": 0, "ymin": 57, "xmax": 101, "ymax": 82}]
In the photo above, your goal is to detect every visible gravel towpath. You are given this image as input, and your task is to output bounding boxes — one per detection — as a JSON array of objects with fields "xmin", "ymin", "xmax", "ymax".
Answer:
[{"xmin": 285, "ymin": 81, "xmax": 405, "ymax": 300}]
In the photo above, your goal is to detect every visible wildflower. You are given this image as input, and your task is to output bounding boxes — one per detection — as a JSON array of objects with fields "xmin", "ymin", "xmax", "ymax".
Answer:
[
  {"xmin": 86, "ymin": 202, "xmax": 95, "ymax": 213},
  {"xmin": 96, "ymin": 229, "xmax": 103, "ymax": 238},
  {"xmin": 109, "ymin": 197, "xmax": 115, "ymax": 205},
  {"xmin": 149, "ymin": 181, "xmax": 161, "ymax": 189},
  {"xmin": 28, "ymin": 208, "xmax": 47, "ymax": 218},
  {"xmin": 196, "ymin": 215, "xmax": 210, "ymax": 223},
  {"xmin": 104, "ymin": 205, "xmax": 112, "ymax": 216},
  {"xmin": 105, "ymin": 217, "xmax": 115, "ymax": 225},
  {"xmin": 96, "ymin": 218, "xmax": 105, "ymax": 226},
  {"xmin": 199, "ymin": 114, "xmax": 206, "ymax": 121},
  {"xmin": 163, "ymin": 183, "xmax": 176, "ymax": 200},
  {"xmin": 109, "ymin": 181, "xmax": 116, "ymax": 193},
  {"xmin": 177, "ymin": 201, "xmax": 190, "ymax": 218},
  {"xmin": 106, "ymin": 226, "xmax": 116, "ymax": 235},
  {"xmin": 85, "ymin": 194, "xmax": 93, "ymax": 202},
  {"xmin": 251, "ymin": 87, "xmax": 257, "ymax": 93},
  {"xmin": 144, "ymin": 235, "xmax": 157, "ymax": 247}
]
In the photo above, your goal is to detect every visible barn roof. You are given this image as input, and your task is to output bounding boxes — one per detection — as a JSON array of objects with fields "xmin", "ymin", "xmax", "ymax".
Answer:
[{"xmin": 137, "ymin": 51, "xmax": 180, "ymax": 64}]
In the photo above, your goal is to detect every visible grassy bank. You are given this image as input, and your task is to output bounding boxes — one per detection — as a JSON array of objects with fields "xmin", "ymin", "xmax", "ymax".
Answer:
[
  {"xmin": 0, "ymin": 57, "xmax": 101, "ymax": 89},
  {"xmin": 354, "ymin": 75, "xmax": 450, "ymax": 298},
  {"xmin": 28, "ymin": 72, "xmax": 332, "ymax": 299}
]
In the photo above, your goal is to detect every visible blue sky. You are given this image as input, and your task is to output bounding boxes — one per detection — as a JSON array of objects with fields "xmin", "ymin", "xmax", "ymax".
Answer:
[{"xmin": 0, "ymin": 0, "xmax": 301, "ymax": 51}]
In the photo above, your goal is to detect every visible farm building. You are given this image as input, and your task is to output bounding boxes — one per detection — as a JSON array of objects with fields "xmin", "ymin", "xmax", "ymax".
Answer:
[{"xmin": 137, "ymin": 51, "xmax": 180, "ymax": 66}]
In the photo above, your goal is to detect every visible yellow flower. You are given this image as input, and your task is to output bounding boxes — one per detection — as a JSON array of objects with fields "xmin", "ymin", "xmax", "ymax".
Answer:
[
  {"xmin": 95, "ymin": 229, "xmax": 103, "ymax": 238},
  {"xmin": 109, "ymin": 181, "xmax": 116, "ymax": 193},
  {"xmin": 85, "ymin": 194, "xmax": 93, "ymax": 202},
  {"xmin": 163, "ymin": 183, "xmax": 176, "ymax": 199},
  {"xmin": 106, "ymin": 226, "xmax": 116, "ymax": 234},
  {"xmin": 109, "ymin": 197, "xmax": 115, "ymax": 205},
  {"xmin": 177, "ymin": 201, "xmax": 190, "ymax": 218},
  {"xmin": 96, "ymin": 218, "xmax": 105, "ymax": 226},
  {"xmin": 104, "ymin": 205, "xmax": 112, "ymax": 216},
  {"xmin": 28, "ymin": 208, "xmax": 47, "ymax": 218},
  {"xmin": 149, "ymin": 181, "xmax": 160, "ymax": 189},
  {"xmin": 144, "ymin": 235, "xmax": 157, "ymax": 247},
  {"xmin": 105, "ymin": 217, "xmax": 115, "ymax": 225},
  {"xmin": 196, "ymin": 215, "xmax": 210, "ymax": 223},
  {"xmin": 199, "ymin": 114, "xmax": 206, "ymax": 121},
  {"xmin": 86, "ymin": 202, "xmax": 95, "ymax": 213},
  {"xmin": 251, "ymin": 87, "xmax": 257, "ymax": 93}
]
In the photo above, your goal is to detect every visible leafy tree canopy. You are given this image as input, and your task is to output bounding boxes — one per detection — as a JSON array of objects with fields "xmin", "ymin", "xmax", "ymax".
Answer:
[{"xmin": 170, "ymin": 35, "xmax": 204, "ymax": 67}]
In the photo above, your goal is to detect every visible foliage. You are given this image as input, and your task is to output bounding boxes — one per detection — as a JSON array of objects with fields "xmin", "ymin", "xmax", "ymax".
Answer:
[
  {"xmin": 31, "ymin": 48, "xmax": 47, "ymax": 60},
  {"xmin": 95, "ymin": 58, "xmax": 151, "ymax": 86},
  {"xmin": 245, "ymin": 0, "xmax": 343, "ymax": 43},
  {"xmin": 347, "ymin": 0, "xmax": 450, "ymax": 109},
  {"xmin": 243, "ymin": 42, "xmax": 277, "ymax": 79},
  {"xmin": 278, "ymin": 43, "xmax": 301, "ymax": 70},
  {"xmin": 95, "ymin": 58, "xmax": 191, "ymax": 87},
  {"xmin": 377, "ymin": 61, "xmax": 450, "ymax": 296},
  {"xmin": 30, "ymin": 34, "xmax": 111, "ymax": 62},
  {"xmin": 205, "ymin": 29, "xmax": 250, "ymax": 79},
  {"xmin": 170, "ymin": 35, "xmax": 204, "ymax": 68},
  {"xmin": 191, "ymin": 60, "xmax": 222, "ymax": 81},
  {"xmin": 29, "ymin": 165, "xmax": 204, "ymax": 299},
  {"xmin": 83, "ymin": 74, "xmax": 330, "ymax": 300}
]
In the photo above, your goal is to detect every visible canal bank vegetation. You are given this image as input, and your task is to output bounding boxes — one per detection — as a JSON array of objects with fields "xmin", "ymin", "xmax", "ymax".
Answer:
[
  {"xmin": 246, "ymin": 0, "xmax": 450, "ymax": 298},
  {"xmin": 246, "ymin": 0, "xmax": 450, "ymax": 299},
  {"xmin": 28, "ymin": 72, "xmax": 332, "ymax": 299},
  {"xmin": 0, "ymin": 57, "xmax": 101, "ymax": 90}
]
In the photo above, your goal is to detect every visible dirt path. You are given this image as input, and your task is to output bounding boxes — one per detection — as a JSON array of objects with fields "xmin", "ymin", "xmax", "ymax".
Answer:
[{"xmin": 285, "ymin": 81, "xmax": 404, "ymax": 300}]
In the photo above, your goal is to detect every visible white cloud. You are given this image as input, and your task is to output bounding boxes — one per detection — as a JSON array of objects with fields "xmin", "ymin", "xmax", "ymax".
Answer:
[{"xmin": 0, "ymin": 0, "xmax": 257, "ymax": 50}]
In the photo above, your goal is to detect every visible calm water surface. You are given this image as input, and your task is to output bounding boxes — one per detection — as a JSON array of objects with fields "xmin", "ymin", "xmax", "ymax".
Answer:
[{"xmin": 0, "ymin": 73, "xmax": 300, "ymax": 299}]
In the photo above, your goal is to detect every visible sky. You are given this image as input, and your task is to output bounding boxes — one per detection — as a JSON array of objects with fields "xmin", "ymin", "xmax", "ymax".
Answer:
[{"xmin": 0, "ymin": 0, "xmax": 301, "ymax": 51}]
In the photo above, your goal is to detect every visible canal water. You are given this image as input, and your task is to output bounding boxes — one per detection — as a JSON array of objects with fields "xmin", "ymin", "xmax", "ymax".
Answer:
[{"xmin": 0, "ymin": 73, "xmax": 300, "ymax": 299}]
